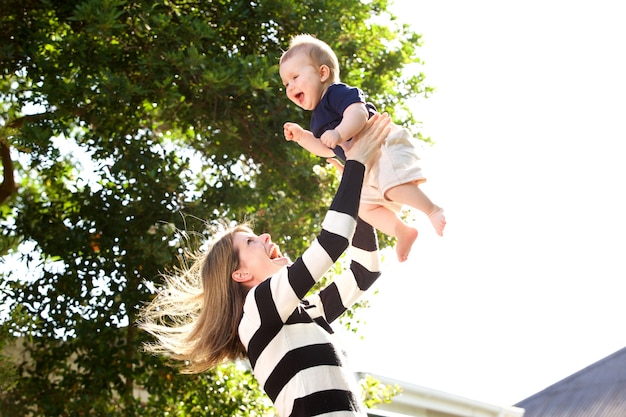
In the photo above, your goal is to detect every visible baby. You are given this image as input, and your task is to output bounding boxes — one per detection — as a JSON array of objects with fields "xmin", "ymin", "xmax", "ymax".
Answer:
[{"xmin": 279, "ymin": 34, "xmax": 446, "ymax": 262}]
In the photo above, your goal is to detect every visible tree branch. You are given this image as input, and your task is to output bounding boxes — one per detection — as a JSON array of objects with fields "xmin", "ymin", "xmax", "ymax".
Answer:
[
  {"xmin": 0, "ymin": 139, "xmax": 17, "ymax": 205},
  {"xmin": 7, "ymin": 111, "xmax": 55, "ymax": 129}
]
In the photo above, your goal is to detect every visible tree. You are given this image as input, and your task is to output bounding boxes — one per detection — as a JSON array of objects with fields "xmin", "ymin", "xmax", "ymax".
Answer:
[{"xmin": 0, "ymin": 0, "xmax": 431, "ymax": 415}]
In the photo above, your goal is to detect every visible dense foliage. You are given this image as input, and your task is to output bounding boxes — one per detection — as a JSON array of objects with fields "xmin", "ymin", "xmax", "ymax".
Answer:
[{"xmin": 0, "ymin": 0, "xmax": 430, "ymax": 415}]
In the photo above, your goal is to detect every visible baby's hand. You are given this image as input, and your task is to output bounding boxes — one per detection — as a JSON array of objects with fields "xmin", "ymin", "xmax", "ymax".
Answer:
[
  {"xmin": 320, "ymin": 129, "xmax": 343, "ymax": 149},
  {"xmin": 284, "ymin": 122, "xmax": 304, "ymax": 142}
]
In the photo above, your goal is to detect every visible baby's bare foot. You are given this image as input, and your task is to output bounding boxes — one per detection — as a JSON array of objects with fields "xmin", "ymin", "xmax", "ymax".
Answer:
[
  {"xmin": 428, "ymin": 207, "xmax": 446, "ymax": 237},
  {"xmin": 396, "ymin": 226, "xmax": 418, "ymax": 262}
]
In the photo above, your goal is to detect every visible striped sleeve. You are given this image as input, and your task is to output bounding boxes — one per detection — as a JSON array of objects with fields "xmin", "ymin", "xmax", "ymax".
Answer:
[
  {"xmin": 315, "ymin": 218, "xmax": 381, "ymax": 324},
  {"xmin": 269, "ymin": 160, "xmax": 366, "ymax": 320},
  {"xmin": 239, "ymin": 160, "xmax": 366, "ymax": 350},
  {"xmin": 328, "ymin": 160, "xmax": 364, "ymax": 217}
]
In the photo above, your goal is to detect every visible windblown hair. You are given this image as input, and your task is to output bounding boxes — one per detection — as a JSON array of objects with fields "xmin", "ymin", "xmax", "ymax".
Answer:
[
  {"xmin": 138, "ymin": 223, "xmax": 252, "ymax": 374},
  {"xmin": 280, "ymin": 34, "xmax": 341, "ymax": 83}
]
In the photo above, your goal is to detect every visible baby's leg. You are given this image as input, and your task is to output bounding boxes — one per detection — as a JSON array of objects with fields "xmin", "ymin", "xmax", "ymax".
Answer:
[
  {"xmin": 385, "ymin": 183, "xmax": 446, "ymax": 236},
  {"xmin": 359, "ymin": 203, "xmax": 418, "ymax": 263},
  {"xmin": 427, "ymin": 206, "xmax": 446, "ymax": 237}
]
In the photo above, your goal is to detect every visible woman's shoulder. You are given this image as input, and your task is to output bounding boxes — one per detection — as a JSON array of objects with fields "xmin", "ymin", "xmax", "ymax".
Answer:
[{"xmin": 242, "ymin": 269, "xmax": 303, "ymax": 314}]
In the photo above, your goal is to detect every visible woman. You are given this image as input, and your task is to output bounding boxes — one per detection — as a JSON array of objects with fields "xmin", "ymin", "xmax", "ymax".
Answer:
[{"xmin": 139, "ymin": 113, "xmax": 391, "ymax": 416}]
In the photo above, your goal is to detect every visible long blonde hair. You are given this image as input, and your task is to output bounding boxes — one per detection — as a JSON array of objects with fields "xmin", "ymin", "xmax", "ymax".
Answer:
[{"xmin": 138, "ymin": 223, "xmax": 252, "ymax": 373}]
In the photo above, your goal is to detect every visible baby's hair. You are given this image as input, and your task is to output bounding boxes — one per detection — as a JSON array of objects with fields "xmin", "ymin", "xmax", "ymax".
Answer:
[{"xmin": 280, "ymin": 34, "xmax": 340, "ymax": 83}]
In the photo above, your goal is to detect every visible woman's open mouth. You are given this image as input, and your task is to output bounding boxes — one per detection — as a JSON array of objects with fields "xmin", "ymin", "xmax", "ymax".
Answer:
[{"xmin": 269, "ymin": 244, "xmax": 282, "ymax": 260}]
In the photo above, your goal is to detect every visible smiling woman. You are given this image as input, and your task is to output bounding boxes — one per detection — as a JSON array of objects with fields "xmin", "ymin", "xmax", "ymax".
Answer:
[
  {"xmin": 230, "ymin": 231, "xmax": 291, "ymax": 286},
  {"xmin": 138, "ymin": 113, "xmax": 391, "ymax": 416}
]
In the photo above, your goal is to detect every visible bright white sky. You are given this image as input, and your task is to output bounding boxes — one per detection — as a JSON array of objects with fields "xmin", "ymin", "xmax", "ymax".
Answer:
[{"xmin": 338, "ymin": 0, "xmax": 626, "ymax": 407}]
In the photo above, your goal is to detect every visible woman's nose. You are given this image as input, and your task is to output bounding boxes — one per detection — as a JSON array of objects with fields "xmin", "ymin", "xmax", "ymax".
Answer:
[{"xmin": 260, "ymin": 233, "xmax": 271, "ymax": 243}]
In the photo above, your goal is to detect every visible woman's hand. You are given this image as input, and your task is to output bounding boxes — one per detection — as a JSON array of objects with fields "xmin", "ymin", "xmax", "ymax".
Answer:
[
  {"xmin": 341, "ymin": 112, "xmax": 391, "ymax": 166},
  {"xmin": 326, "ymin": 157, "xmax": 344, "ymax": 173}
]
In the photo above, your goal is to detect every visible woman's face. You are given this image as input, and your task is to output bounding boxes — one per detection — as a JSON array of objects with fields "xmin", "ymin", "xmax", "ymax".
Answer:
[{"xmin": 231, "ymin": 231, "xmax": 290, "ymax": 286}]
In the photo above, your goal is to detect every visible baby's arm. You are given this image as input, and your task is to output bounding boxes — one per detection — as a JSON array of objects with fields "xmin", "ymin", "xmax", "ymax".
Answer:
[
  {"xmin": 284, "ymin": 122, "xmax": 335, "ymax": 158},
  {"xmin": 320, "ymin": 102, "xmax": 369, "ymax": 149}
]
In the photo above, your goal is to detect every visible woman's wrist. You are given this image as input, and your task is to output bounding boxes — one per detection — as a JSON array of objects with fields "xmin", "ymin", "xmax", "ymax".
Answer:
[{"xmin": 343, "ymin": 158, "xmax": 364, "ymax": 166}]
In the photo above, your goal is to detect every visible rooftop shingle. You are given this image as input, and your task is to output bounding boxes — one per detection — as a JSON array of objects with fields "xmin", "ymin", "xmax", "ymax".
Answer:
[{"xmin": 516, "ymin": 347, "xmax": 626, "ymax": 417}]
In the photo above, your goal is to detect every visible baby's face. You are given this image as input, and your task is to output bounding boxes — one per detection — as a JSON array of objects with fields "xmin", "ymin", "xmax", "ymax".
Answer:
[{"xmin": 279, "ymin": 53, "xmax": 327, "ymax": 111}]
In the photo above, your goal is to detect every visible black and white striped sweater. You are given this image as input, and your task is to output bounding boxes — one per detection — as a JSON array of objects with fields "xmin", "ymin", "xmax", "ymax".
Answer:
[{"xmin": 238, "ymin": 160, "xmax": 381, "ymax": 417}]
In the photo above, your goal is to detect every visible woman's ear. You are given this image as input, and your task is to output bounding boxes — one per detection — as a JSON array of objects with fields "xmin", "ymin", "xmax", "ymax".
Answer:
[
  {"xmin": 232, "ymin": 269, "xmax": 250, "ymax": 283},
  {"xmin": 319, "ymin": 65, "xmax": 330, "ymax": 83}
]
